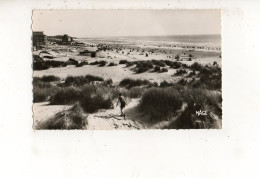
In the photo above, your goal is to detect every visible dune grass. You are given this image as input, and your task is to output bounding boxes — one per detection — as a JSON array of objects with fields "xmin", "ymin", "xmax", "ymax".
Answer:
[
  {"xmin": 119, "ymin": 60, "xmax": 128, "ymax": 64},
  {"xmin": 33, "ymin": 60, "xmax": 67, "ymax": 71},
  {"xmin": 138, "ymin": 86, "xmax": 222, "ymax": 128},
  {"xmin": 135, "ymin": 61, "xmax": 154, "ymax": 73},
  {"xmin": 189, "ymin": 65, "xmax": 221, "ymax": 90},
  {"xmin": 37, "ymin": 103, "xmax": 87, "ymax": 130},
  {"xmin": 108, "ymin": 62, "xmax": 117, "ymax": 66},
  {"xmin": 34, "ymin": 75, "xmax": 60, "ymax": 83},
  {"xmin": 163, "ymin": 60, "xmax": 182, "ymax": 69},
  {"xmin": 175, "ymin": 69, "xmax": 187, "ymax": 76},
  {"xmin": 64, "ymin": 75, "xmax": 104, "ymax": 86},
  {"xmin": 76, "ymin": 61, "xmax": 88, "ymax": 67},
  {"xmin": 119, "ymin": 78, "xmax": 151, "ymax": 89},
  {"xmin": 50, "ymin": 86, "xmax": 82, "ymax": 105},
  {"xmin": 33, "ymin": 78, "xmax": 58, "ymax": 103},
  {"xmin": 166, "ymin": 88, "xmax": 222, "ymax": 129},
  {"xmin": 139, "ymin": 87, "xmax": 183, "ymax": 121}
]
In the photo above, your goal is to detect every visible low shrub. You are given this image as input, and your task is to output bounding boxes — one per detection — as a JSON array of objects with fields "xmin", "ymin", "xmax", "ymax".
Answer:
[
  {"xmin": 99, "ymin": 60, "xmax": 107, "ymax": 67},
  {"xmin": 151, "ymin": 60, "xmax": 166, "ymax": 67},
  {"xmin": 33, "ymin": 55, "xmax": 43, "ymax": 62},
  {"xmin": 160, "ymin": 68, "xmax": 168, "ymax": 73},
  {"xmin": 128, "ymin": 87, "xmax": 145, "ymax": 98},
  {"xmin": 119, "ymin": 60, "xmax": 128, "ymax": 64},
  {"xmin": 67, "ymin": 58, "xmax": 78, "ymax": 65},
  {"xmin": 187, "ymin": 70, "xmax": 196, "ymax": 77},
  {"xmin": 189, "ymin": 65, "xmax": 222, "ymax": 90},
  {"xmin": 135, "ymin": 61, "xmax": 153, "ymax": 73},
  {"xmin": 178, "ymin": 78, "xmax": 187, "ymax": 85},
  {"xmin": 43, "ymin": 55, "xmax": 54, "ymax": 59},
  {"xmin": 89, "ymin": 61, "xmax": 99, "ymax": 65},
  {"xmin": 139, "ymin": 88, "xmax": 183, "ymax": 121},
  {"xmin": 36, "ymin": 103, "xmax": 87, "ymax": 130},
  {"xmin": 166, "ymin": 88, "xmax": 222, "ymax": 129},
  {"xmin": 33, "ymin": 81, "xmax": 57, "ymax": 102},
  {"xmin": 104, "ymin": 78, "xmax": 113, "ymax": 86},
  {"xmin": 190, "ymin": 62, "xmax": 203, "ymax": 71},
  {"xmin": 119, "ymin": 78, "xmax": 151, "ymax": 88},
  {"xmin": 76, "ymin": 61, "xmax": 88, "ymax": 67},
  {"xmin": 64, "ymin": 76, "xmax": 88, "ymax": 86},
  {"xmin": 108, "ymin": 62, "xmax": 117, "ymax": 66},
  {"xmin": 154, "ymin": 66, "xmax": 161, "ymax": 72},
  {"xmin": 33, "ymin": 62, "xmax": 49, "ymax": 70},
  {"xmin": 50, "ymin": 87, "xmax": 82, "ymax": 105},
  {"xmin": 163, "ymin": 60, "xmax": 182, "ymax": 69},
  {"xmin": 80, "ymin": 93, "xmax": 113, "ymax": 113},
  {"xmin": 34, "ymin": 75, "xmax": 60, "ymax": 83},
  {"xmin": 64, "ymin": 75, "xmax": 104, "ymax": 86},
  {"xmin": 85, "ymin": 75, "xmax": 104, "ymax": 82},
  {"xmin": 175, "ymin": 69, "xmax": 187, "ymax": 76},
  {"xmin": 160, "ymin": 81, "xmax": 175, "ymax": 88},
  {"xmin": 33, "ymin": 60, "xmax": 68, "ymax": 70},
  {"xmin": 126, "ymin": 61, "xmax": 135, "ymax": 67}
]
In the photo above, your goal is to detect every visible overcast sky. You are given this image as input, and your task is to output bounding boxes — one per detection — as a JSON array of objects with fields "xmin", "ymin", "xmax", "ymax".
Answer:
[{"xmin": 32, "ymin": 10, "xmax": 221, "ymax": 37}]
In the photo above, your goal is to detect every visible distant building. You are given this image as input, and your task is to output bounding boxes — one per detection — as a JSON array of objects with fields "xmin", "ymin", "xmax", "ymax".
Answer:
[
  {"xmin": 33, "ymin": 31, "xmax": 47, "ymax": 46},
  {"xmin": 62, "ymin": 34, "xmax": 73, "ymax": 44}
]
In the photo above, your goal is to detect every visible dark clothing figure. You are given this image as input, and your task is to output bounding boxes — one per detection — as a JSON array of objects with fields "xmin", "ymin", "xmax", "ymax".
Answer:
[{"xmin": 116, "ymin": 94, "xmax": 126, "ymax": 117}]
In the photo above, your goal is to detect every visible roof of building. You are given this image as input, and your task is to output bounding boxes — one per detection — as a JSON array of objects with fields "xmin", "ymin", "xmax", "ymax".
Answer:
[{"xmin": 33, "ymin": 31, "xmax": 44, "ymax": 36}]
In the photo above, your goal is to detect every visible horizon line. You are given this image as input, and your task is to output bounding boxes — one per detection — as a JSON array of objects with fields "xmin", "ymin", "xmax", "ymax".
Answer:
[{"xmin": 75, "ymin": 34, "xmax": 221, "ymax": 38}]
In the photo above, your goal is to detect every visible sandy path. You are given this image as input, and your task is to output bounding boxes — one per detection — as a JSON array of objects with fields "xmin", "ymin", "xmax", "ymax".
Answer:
[
  {"xmin": 33, "ymin": 99, "xmax": 147, "ymax": 130},
  {"xmin": 87, "ymin": 99, "xmax": 146, "ymax": 130},
  {"xmin": 33, "ymin": 99, "xmax": 189, "ymax": 130}
]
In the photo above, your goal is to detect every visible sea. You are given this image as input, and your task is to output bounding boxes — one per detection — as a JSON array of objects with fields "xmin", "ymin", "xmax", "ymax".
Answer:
[
  {"xmin": 79, "ymin": 34, "xmax": 221, "ymax": 48},
  {"xmin": 120, "ymin": 35, "xmax": 221, "ymax": 45}
]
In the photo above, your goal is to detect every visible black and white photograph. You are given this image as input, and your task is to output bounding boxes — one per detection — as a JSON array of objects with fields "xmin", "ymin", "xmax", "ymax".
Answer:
[
  {"xmin": 2, "ymin": 0, "xmax": 260, "ymax": 178},
  {"xmin": 32, "ymin": 10, "xmax": 222, "ymax": 130}
]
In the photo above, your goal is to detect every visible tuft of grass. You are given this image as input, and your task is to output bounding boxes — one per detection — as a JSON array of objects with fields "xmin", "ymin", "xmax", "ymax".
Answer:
[
  {"xmin": 160, "ymin": 81, "xmax": 175, "ymax": 88},
  {"xmin": 108, "ymin": 62, "xmax": 117, "ymax": 66},
  {"xmin": 33, "ymin": 62, "xmax": 49, "ymax": 70},
  {"xmin": 166, "ymin": 88, "xmax": 222, "ymax": 129},
  {"xmin": 160, "ymin": 67, "xmax": 168, "ymax": 73},
  {"xmin": 119, "ymin": 60, "xmax": 128, "ymax": 64},
  {"xmin": 163, "ymin": 60, "xmax": 182, "ymax": 69},
  {"xmin": 175, "ymin": 69, "xmax": 187, "ymax": 76},
  {"xmin": 190, "ymin": 62, "xmax": 203, "ymax": 71},
  {"xmin": 151, "ymin": 60, "xmax": 166, "ymax": 67},
  {"xmin": 189, "ymin": 65, "xmax": 222, "ymax": 90},
  {"xmin": 43, "ymin": 55, "xmax": 54, "ymax": 59},
  {"xmin": 89, "ymin": 61, "xmax": 99, "ymax": 65},
  {"xmin": 67, "ymin": 58, "xmax": 78, "ymax": 65},
  {"xmin": 33, "ymin": 80, "xmax": 58, "ymax": 103},
  {"xmin": 36, "ymin": 103, "xmax": 88, "ymax": 130},
  {"xmin": 34, "ymin": 75, "xmax": 60, "ymax": 83},
  {"xmin": 128, "ymin": 87, "xmax": 145, "ymax": 98},
  {"xmin": 119, "ymin": 78, "xmax": 151, "ymax": 89},
  {"xmin": 154, "ymin": 66, "xmax": 160, "ymax": 72},
  {"xmin": 139, "ymin": 87, "xmax": 183, "ymax": 121},
  {"xmin": 99, "ymin": 60, "xmax": 107, "ymax": 67},
  {"xmin": 33, "ymin": 60, "xmax": 67, "ymax": 71},
  {"xmin": 135, "ymin": 61, "xmax": 153, "ymax": 73},
  {"xmin": 64, "ymin": 75, "xmax": 104, "ymax": 86},
  {"xmin": 50, "ymin": 87, "xmax": 82, "ymax": 105},
  {"xmin": 76, "ymin": 61, "xmax": 88, "ymax": 67},
  {"xmin": 80, "ymin": 93, "xmax": 113, "ymax": 113},
  {"xmin": 126, "ymin": 61, "xmax": 135, "ymax": 67}
]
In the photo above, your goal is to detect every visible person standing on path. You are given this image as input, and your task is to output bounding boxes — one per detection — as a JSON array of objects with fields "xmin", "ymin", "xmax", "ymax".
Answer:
[{"xmin": 116, "ymin": 93, "xmax": 126, "ymax": 118}]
